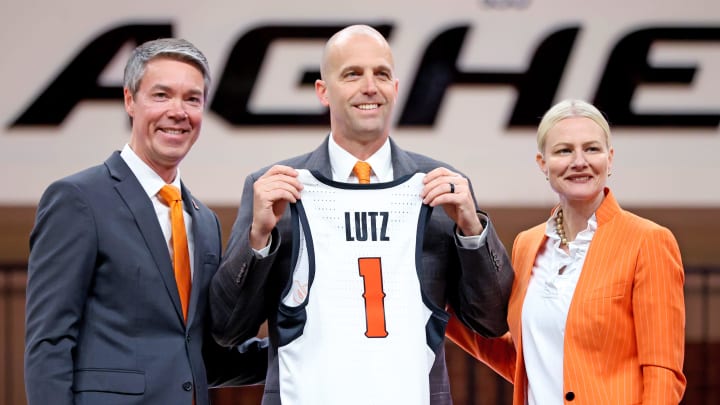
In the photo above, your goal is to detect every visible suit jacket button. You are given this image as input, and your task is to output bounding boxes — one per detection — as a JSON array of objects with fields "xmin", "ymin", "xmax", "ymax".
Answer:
[
  {"xmin": 565, "ymin": 391, "xmax": 575, "ymax": 401},
  {"xmin": 183, "ymin": 381, "xmax": 193, "ymax": 391}
]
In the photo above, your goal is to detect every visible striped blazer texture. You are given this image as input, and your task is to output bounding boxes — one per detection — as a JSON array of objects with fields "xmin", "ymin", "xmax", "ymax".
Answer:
[{"xmin": 447, "ymin": 189, "xmax": 686, "ymax": 404}]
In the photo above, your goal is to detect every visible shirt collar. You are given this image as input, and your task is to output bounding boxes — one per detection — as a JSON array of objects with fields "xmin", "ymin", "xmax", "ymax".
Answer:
[
  {"xmin": 544, "ymin": 208, "xmax": 598, "ymax": 247},
  {"xmin": 328, "ymin": 134, "xmax": 393, "ymax": 182},
  {"xmin": 120, "ymin": 144, "xmax": 182, "ymax": 198}
]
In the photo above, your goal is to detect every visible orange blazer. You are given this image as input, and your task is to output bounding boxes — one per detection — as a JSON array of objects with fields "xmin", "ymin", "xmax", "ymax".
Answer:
[{"xmin": 447, "ymin": 189, "xmax": 686, "ymax": 404}]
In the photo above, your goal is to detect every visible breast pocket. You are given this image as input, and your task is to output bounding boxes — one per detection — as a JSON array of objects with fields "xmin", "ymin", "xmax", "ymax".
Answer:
[
  {"xmin": 204, "ymin": 252, "xmax": 219, "ymax": 266},
  {"xmin": 197, "ymin": 252, "xmax": 220, "ymax": 284},
  {"xmin": 584, "ymin": 280, "xmax": 628, "ymax": 300},
  {"xmin": 573, "ymin": 279, "xmax": 632, "ymax": 351}
]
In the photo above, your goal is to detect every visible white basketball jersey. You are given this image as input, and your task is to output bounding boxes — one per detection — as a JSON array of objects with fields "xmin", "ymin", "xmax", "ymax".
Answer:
[{"xmin": 277, "ymin": 169, "xmax": 435, "ymax": 405}]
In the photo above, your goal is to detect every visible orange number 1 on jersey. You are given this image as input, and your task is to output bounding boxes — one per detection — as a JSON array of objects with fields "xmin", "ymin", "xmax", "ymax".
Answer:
[{"xmin": 358, "ymin": 257, "xmax": 388, "ymax": 338}]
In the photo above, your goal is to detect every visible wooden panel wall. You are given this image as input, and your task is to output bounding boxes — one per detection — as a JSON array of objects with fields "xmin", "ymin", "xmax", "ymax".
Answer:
[
  {"xmin": 3, "ymin": 205, "xmax": 719, "ymax": 266},
  {"xmin": 2, "ymin": 205, "xmax": 719, "ymax": 405}
]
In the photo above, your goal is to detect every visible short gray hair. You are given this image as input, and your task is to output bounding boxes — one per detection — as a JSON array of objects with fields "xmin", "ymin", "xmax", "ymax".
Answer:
[
  {"xmin": 537, "ymin": 99, "xmax": 611, "ymax": 153},
  {"xmin": 123, "ymin": 38, "xmax": 211, "ymax": 101}
]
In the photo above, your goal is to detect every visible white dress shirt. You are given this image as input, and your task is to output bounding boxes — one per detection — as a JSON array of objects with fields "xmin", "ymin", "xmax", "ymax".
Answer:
[
  {"xmin": 120, "ymin": 144, "xmax": 195, "ymax": 279},
  {"xmin": 521, "ymin": 210, "xmax": 597, "ymax": 405},
  {"xmin": 328, "ymin": 134, "xmax": 393, "ymax": 183}
]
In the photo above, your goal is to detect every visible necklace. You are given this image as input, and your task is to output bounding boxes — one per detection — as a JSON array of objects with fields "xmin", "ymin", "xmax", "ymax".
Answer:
[{"xmin": 555, "ymin": 209, "xmax": 569, "ymax": 246}]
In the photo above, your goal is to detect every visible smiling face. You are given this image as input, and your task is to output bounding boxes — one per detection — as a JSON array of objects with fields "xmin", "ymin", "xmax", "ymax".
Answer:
[
  {"xmin": 125, "ymin": 57, "xmax": 205, "ymax": 182},
  {"xmin": 315, "ymin": 27, "xmax": 399, "ymax": 153},
  {"xmin": 537, "ymin": 116, "xmax": 614, "ymax": 208}
]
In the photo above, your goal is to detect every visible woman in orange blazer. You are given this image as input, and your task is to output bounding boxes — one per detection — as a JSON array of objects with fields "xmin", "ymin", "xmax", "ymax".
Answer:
[{"xmin": 447, "ymin": 99, "xmax": 686, "ymax": 404}]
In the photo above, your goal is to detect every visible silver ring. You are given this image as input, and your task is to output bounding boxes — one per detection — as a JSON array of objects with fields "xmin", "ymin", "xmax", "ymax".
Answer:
[{"xmin": 449, "ymin": 183, "xmax": 455, "ymax": 194}]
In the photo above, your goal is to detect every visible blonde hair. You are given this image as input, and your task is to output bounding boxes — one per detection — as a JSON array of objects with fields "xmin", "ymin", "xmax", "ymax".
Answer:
[{"xmin": 537, "ymin": 99, "xmax": 611, "ymax": 153}]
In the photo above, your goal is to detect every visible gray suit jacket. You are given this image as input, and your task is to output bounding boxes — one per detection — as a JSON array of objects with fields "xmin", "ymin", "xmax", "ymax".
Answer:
[
  {"xmin": 25, "ymin": 152, "xmax": 266, "ymax": 405},
  {"xmin": 210, "ymin": 137, "xmax": 513, "ymax": 405}
]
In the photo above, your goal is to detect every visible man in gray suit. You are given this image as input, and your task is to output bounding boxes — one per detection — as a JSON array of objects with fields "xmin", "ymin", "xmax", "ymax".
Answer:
[
  {"xmin": 210, "ymin": 25, "xmax": 513, "ymax": 404},
  {"xmin": 25, "ymin": 38, "xmax": 265, "ymax": 405}
]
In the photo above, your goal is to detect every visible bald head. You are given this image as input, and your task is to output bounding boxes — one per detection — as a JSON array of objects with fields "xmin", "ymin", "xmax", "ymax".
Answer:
[
  {"xmin": 314, "ymin": 24, "xmax": 399, "ymax": 157},
  {"xmin": 320, "ymin": 25, "xmax": 393, "ymax": 80}
]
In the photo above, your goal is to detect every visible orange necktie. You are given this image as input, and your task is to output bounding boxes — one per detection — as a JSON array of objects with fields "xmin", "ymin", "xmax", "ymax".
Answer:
[
  {"xmin": 353, "ymin": 161, "xmax": 372, "ymax": 184},
  {"xmin": 158, "ymin": 185, "xmax": 192, "ymax": 322}
]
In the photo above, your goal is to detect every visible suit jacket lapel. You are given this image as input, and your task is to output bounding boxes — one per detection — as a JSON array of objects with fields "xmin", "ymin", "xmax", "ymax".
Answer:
[
  {"xmin": 389, "ymin": 138, "xmax": 419, "ymax": 177},
  {"xmin": 567, "ymin": 189, "xmax": 622, "ymax": 320},
  {"xmin": 507, "ymin": 223, "xmax": 546, "ymax": 394},
  {"xmin": 182, "ymin": 184, "xmax": 206, "ymax": 327},
  {"xmin": 105, "ymin": 152, "xmax": 186, "ymax": 325},
  {"xmin": 509, "ymin": 224, "xmax": 546, "ymax": 334},
  {"xmin": 304, "ymin": 135, "xmax": 334, "ymax": 177}
]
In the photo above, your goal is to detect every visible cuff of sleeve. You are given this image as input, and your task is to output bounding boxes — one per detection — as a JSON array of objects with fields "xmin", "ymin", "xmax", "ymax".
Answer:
[
  {"xmin": 252, "ymin": 234, "xmax": 272, "ymax": 258},
  {"xmin": 455, "ymin": 212, "xmax": 489, "ymax": 249}
]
